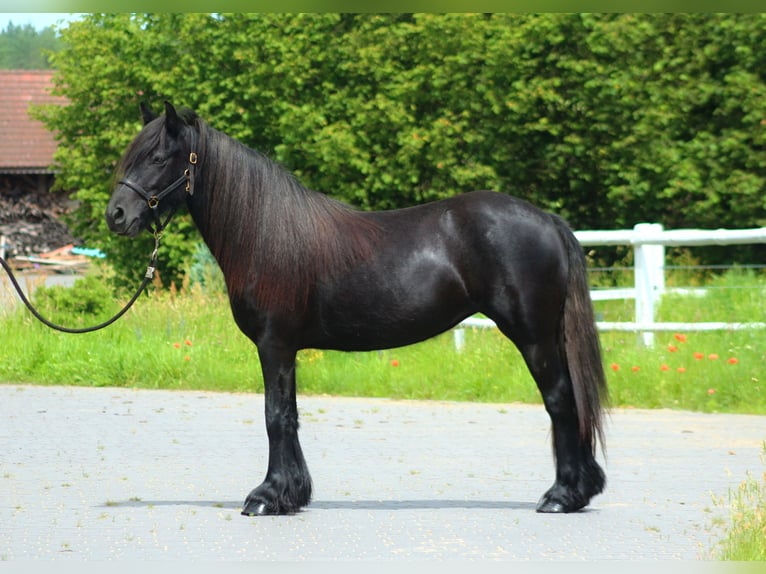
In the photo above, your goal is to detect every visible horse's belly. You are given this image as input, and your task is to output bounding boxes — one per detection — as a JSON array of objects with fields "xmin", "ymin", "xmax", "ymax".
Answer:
[
  {"xmin": 308, "ymin": 309, "xmax": 470, "ymax": 351},
  {"xmin": 307, "ymin": 261, "xmax": 475, "ymax": 351}
]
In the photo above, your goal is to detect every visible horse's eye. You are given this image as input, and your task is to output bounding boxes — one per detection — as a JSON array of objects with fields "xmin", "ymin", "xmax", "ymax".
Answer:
[{"xmin": 152, "ymin": 154, "xmax": 167, "ymax": 166}]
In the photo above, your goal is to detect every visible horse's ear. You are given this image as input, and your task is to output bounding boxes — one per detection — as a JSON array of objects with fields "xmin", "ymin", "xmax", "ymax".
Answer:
[
  {"xmin": 164, "ymin": 101, "xmax": 182, "ymax": 137},
  {"xmin": 140, "ymin": 102, "xmax": 157, "ymax": 125}
]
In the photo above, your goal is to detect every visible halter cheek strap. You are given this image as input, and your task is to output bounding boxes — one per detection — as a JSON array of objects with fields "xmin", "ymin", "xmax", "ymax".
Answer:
[{"xmin": 118, "ymin": 128, "xmax": 199, "ymax": 234}]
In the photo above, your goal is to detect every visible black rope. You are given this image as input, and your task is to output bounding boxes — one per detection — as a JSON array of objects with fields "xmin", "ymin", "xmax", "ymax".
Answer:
[
  {"xmin": 4, "ymin": 121, "xmax": 198, "ymax": 334},
  {"xmin": 0, "ymin": 237, "xmax": 159, "ymax": 334}
]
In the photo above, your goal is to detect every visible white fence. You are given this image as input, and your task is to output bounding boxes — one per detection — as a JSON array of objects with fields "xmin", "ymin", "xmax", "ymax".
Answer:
[{"xmin": 455, "ymin": 223, "xmax": 766, "ymax": 349}]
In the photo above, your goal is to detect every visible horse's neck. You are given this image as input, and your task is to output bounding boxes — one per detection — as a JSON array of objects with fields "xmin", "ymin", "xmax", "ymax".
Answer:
[{"xmin": 187, "ymin": 190, "xmax": 220, "ymax": 254}]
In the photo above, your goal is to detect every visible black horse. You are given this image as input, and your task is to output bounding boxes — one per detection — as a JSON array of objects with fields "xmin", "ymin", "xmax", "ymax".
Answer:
[{"xmin": 106, "ymin": 102, "xmax": 607, "ymax": 516}]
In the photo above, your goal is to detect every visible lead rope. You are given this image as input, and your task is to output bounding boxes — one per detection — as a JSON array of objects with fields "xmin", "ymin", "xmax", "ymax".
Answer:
[
  {"xmin": 0, "ymin": 232, "xmax": 161, "ymax": 334},
  {"xmin": 3, "ymin": 126, "xmax": 198, "ymax": 334}
]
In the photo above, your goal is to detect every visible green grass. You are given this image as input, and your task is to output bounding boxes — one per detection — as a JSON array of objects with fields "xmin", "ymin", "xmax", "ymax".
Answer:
[
  {"xmin": 0, "ymin": 267, "xmax": 764, "ymax": 414},
  {"xmin": 594, "ymin": 270, "xmax": 766, "ymax": 413},
  {"xmin": 0, "ymin": 283, "xmax": 260, "ymax": 392},
  {"xmin": 714, "ymin": 443, "xmax": 766, "ymax": 561},
  {"xmin": 600, "ymin": 329, "xmax": 765, "ymax": 413}
]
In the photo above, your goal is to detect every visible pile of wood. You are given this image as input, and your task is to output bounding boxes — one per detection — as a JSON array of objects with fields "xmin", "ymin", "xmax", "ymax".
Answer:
[
  {"xmin": 11, "ymin": 244, "xmax": 90, "ymax": 273},
  {"xmin": 0, "ymin": 186, "xmax": 88, "ymax": 273},
  {"xmin": 0, "ymin": 189, "xmax": 77, "ymax": 252}
]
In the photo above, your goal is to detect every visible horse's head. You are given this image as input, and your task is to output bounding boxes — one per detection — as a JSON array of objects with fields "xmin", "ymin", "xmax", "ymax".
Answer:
[{"xmin": 106, "ymin": 101, "xmax": 199, "ymax": 237}]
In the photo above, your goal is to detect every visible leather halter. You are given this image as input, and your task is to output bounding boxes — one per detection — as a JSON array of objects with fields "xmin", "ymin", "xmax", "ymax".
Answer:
[{"xmin": 118, "ymin": 128, "xmax": 199, "ymax": 234}]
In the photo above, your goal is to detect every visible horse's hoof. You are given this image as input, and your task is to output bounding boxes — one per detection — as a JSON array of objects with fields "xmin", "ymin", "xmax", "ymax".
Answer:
[
  {"xmin": 536, "ymin": 488, "xmax": 586, "ymax": 513},
  {"xmin": 241, "ymin": 500, "xmax": 272, "ymax": 516},
  {"xmin": 536, "ymin": 498, "xmax": 566, "ymax": 513}
]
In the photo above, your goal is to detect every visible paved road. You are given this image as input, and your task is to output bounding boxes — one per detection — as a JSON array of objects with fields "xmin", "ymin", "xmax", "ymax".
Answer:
[{"xmin": 1, "ymin": 384, "xmax": 764, "ymax": 560}]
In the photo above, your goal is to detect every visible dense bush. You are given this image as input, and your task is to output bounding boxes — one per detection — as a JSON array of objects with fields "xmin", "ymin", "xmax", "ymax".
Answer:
[
  {"xmin": 32, "ymin": 272, "xmax": 116, "ymax": 322},
  {"xmin": 37, "ymin": 14, "xmax": 766, "ymax": 286}
]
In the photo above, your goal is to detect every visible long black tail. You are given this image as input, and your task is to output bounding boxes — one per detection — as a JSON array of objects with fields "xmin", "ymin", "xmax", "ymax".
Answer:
[{"xmin": 552, "ymin": 215, "xmax": 608, "ymax": 456}]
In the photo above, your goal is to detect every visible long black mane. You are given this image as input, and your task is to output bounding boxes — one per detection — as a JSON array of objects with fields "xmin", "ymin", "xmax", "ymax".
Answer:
[{"xmin": 124, "ymin": 109, "xmax": 382, "ymax": 311}]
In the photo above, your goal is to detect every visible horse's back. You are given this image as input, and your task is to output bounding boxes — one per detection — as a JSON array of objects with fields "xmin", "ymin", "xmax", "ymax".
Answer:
[
  {"xmin": 364, "ymin": 190, "xmax": 562, "ymax": 254},
  {"xmin": 389, "ymin": 191, "xmax": 568, "ymax": 292}
]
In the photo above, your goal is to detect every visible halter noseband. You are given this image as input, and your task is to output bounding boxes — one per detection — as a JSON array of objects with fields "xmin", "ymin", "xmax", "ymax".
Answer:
[{"xmin": 118, "ymin": 128, "xmax": 199, "ymax": 235}]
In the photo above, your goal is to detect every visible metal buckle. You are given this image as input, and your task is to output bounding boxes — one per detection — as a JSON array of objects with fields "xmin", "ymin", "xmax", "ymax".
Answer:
[
  {"xmin": 147, "ymin": 196, "xmax": 159, "ymax": 209},
  {"xmin": 189, "ymin": 152, "xmax": 198, "ymax": 165}
]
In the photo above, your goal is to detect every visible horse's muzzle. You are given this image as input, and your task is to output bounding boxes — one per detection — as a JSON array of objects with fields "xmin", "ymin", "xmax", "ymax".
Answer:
[{"xmin": 105, "ymin": 195, "xmax": 143, "ymax": 237}]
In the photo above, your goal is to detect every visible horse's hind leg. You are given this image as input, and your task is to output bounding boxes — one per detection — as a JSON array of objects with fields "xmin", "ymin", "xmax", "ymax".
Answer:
[{"xmin": 518, "ymin": 338, "xmax": 605, "ymax": 513}]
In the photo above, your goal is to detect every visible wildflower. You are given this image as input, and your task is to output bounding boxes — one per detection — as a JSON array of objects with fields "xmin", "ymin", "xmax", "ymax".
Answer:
[
  {"xmin": 660, "ymin": 364, "xmax": 670, "ymax": 371},
  {"xmin": 668, "ymin": 344, "xmax": 678, "ymax": 352},
  {"xmin": 708, "ymin": 353, "xmax": 719, "ymax": 360},
  {"xmin": 173, "ymin": 342, "xmax": 181, "ymax": 349},
  {"xmin": 708, "ymin": 388, "xmax": 716, "ymax": 395},
  {"xmin": 631, "ymin": 366, "xmax": 640, "ymax": 372},
  {"xmin": 693, "ymin": 352, "xmax": 704, "ymax": 360},
  {"xmin": 674, "ymin": 333, "xmax": 687, "ymax": 343},
  {"xmin": 391, "ymin": 359, "xmax": 400, "ymax": 367},
  {"xmin": 184, "ymin": 356, "xmax": 190, "ymax": 361},
  {"xmin": 677, "ymin": 367, "xmax": 686, "ymax": 373},
  {"xmin": 184, "ymin": 340, "xmax": 192, "ymax": 347},
  {"xmin": 610, "ymin": 363, "xmax": 620, "ymax": 372},
  {"xmin": 727, "ymin": 357, "xmax": 739, "ymax": 365}
]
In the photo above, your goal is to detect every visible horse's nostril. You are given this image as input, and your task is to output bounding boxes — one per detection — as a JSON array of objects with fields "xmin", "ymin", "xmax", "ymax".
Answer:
[{"xmin": 106, "ymin": 204, "xmax": 127, "ymax": 231}]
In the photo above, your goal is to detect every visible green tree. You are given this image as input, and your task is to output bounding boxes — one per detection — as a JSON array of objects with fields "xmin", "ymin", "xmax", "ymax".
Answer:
[
  {"xmin": 0, "ymin": 22, "xmax": 59, "ymax": 69},
  {"xmin": 39, "ymin": 14, "xmax": 201, "ymax": 288},
  {"xmin": 37, "ymin": 13, "xmax": 766, "ymax": 287},
  {"xmin": 599, "ymin": 14, "xmax": 766, "ymax": 231}
]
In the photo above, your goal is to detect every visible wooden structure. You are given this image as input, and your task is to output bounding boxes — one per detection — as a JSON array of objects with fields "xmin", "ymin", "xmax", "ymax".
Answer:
[
  {"xmin": 0, "ymin": 70, "xmax": 76, "ymax": 260},
  {"xmin": 0, "ymin": 70, "xmax": 64, "ymax": 195}
]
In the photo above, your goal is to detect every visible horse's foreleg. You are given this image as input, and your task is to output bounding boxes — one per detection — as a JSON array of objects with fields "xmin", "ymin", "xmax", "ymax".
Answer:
[
  {"xmin": 241, "ymin": 344, "xmax": 312, "ymax": 516},
  {"xmin": 520, "ymin": 340, "xmax": 605, "ymax": 513}
]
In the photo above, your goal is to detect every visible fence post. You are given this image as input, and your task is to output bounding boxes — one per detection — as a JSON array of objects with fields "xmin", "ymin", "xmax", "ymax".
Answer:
[
  {"xmin": 453, "ymin": 328, "xmax": 465, "ymax": 352},
  {"xmin": 633, "ymin": 223, "xmax": 665, "ymax": 347}
]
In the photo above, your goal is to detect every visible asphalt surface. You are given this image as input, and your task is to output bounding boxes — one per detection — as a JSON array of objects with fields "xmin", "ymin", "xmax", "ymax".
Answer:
[{"xmin": 1, "ymin": 384, "xmax": 764, "ymax": 561}]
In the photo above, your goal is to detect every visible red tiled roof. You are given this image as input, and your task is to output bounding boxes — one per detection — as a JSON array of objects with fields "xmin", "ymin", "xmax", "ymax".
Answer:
[{"xmin": 0, "ymin": 70, "xmax": 66, "ymax": 174}]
